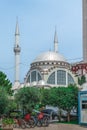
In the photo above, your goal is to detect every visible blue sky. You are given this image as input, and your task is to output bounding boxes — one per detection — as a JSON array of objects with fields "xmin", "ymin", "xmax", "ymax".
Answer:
[{"xmin": 0, "ymin": 0, "xmax": 82, "ymax": 83}]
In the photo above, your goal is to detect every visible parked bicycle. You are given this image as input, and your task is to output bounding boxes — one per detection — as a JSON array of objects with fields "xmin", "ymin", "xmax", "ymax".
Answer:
[
  {"xmin": 24, "ymin": 113, "xmax": 36, "ymax": 128},
  {"xmin": 13, "ymin": 117, "xmax": 26, "ymax": 129},
  {"xmin": 34, "ymin": 111, "xmax": 50, "ymax": 127},
  {"xmin": 13, "ymin": 113, "xmax": 36, "ymax": 129}
]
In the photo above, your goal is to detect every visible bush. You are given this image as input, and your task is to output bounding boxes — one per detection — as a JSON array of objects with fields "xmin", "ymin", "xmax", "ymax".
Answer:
[{"xmin": 2, "ymin": 118, "xmax": 14, "ymax": 125}]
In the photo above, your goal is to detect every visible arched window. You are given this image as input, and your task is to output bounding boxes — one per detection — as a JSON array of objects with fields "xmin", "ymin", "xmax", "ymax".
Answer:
[
  {"xmin": 31, "ymin": 71, "xmax": 36, "ymax": 82},
  {"xmin": 68, "ymin": 73, "xmax": 75, "ymax": 85},
  {"xmin": 27, "ymin": 75, "xmax": 30, "ymax": 82},
  {"xmin": 57, "ymin": 70, "xmax": 66, "ymax": 85},
  {"xmin": 38, "ymin": 73, "xmax": 42, "ymax": 81},
  {"xmin": 47, "ymin": 72, "xmax": 55, "ymax": 84}
]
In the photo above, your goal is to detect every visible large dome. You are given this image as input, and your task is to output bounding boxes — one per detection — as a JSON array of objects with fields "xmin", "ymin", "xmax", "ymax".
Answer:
[{"xmin": 33, "ymin": 51, "xmax": 67, "ymax": 63}]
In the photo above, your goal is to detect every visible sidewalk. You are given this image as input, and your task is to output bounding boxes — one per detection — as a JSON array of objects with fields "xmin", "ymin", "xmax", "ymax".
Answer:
[{"xmin": 13, "ymin": 123, "xmax": 87, "ymax": 130}]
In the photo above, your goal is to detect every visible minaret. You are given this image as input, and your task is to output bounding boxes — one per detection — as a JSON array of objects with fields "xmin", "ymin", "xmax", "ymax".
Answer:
[
  {"xmin": 83, "ymin": 0, "xmax": 87, "ymax": 62},
  {"xmin": 14, "ymin": 20, "xmax": 21, "ymax": 83},
  {"xmin": 54, "ymin": 27, "xmax": 58, "ymax": 53}
]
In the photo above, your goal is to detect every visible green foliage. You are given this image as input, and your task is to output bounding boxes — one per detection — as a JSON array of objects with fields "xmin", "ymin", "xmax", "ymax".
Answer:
[
  {"xmin": 5, "ymin": 99, "xmax": 17, "ymax": 116},
  {"xmin": 13, "ymin": 85, "xmax": 78, "ymax": 122},
  {"xmin": 78, "ymin": 75, "xmax": 86, "ymax": 85},
  {"xmin": 0, "ymin": 87, "xmax": 9, "ymax": 114},
  {"xmin": 14, "ymin": 87, "xmax": 40, "ymax": 113},
  {"xmin": 40, "ymin": 88, "xmax": 51, "ymax": 106},
  {"xmin": 57, "ymin": 85, "xmax": 78, "ymax": 112},
  {"xmin": 0, "ymin": 87, "xmax": 16, "ymax": 115},
  {"xmin": 2, "ymin": 118, "xmax": 14, "ymax": 125},
  {"xmin": 0, "ymin": 71, "xmax": 12, "ymax": 95},
  {"xmin": 41, "ymin": 85, "xmax": 78, "ymax": 122}
]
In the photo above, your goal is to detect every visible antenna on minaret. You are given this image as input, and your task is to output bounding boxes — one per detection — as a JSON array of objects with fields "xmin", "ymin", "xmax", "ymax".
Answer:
[
  {"xmin": 54, "ymin": 26, "xmax": 58, "ymax": 53},
  {"xmin": 13, "ymin": 18, "xmax": 21, "ymax": 84}
]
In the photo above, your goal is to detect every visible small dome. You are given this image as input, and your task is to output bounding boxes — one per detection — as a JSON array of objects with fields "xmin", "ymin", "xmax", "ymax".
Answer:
[{"xmin": 33, "ymin": 51, "xmax": 67, "ymax": 63}]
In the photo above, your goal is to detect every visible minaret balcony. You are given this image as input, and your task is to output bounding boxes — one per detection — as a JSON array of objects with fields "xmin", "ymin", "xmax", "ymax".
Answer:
[{"xmin": 14, "ymin": 46, "xmax": 21, "ymax": 53}]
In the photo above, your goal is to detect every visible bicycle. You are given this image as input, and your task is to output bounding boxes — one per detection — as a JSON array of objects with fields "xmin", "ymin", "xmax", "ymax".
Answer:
[
  {"xmin": 13, "ymin": 117, "xmax": 26, "ymax": 129},
  {"xmin": 34, "ymin": 112, "xmax": 50, "ymax": 127},
  {"xmin": 24, "ymin": 113, "xmax": 36, "ymax": 128}
]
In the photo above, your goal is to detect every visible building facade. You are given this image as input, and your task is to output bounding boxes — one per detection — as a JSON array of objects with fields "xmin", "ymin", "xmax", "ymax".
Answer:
[
  {"xmin": 71, "ymin": 0, "xmax": 87, "ymax": 82},
  {"xmin": 83, "ymin": 0, "xmax": 87, "ymax": 62}
]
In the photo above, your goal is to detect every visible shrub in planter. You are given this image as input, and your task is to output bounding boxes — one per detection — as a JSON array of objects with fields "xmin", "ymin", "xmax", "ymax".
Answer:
[{"xmin": 2, "ymin": 118, "xmax": 14, "ymax": 130}]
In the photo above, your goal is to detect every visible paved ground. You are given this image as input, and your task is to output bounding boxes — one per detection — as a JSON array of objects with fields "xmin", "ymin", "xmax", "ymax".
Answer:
[{"xmin": 13, "ymin": 123, "xmax": 87, "ymax": 130}]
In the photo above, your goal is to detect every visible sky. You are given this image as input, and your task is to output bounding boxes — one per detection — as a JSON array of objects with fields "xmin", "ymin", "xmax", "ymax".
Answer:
[{"xmin": 0, "ymin": 0, "xmax": 82, "ymax": 83}]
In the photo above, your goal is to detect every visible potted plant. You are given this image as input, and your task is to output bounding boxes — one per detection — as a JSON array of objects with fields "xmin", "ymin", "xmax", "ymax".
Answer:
[{"xmin": 2, "ymin": 118, "xmax": 14, "ymax": 130}]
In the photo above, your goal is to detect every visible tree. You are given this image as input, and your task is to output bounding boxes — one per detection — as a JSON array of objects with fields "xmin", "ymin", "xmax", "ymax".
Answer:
[
  {"xmin": 58, "ymin": 85, "xmax": 78, "ymax": 122},
  {"xmin": 78, "ymin": 75, "xmax": 86, "ymax": 85},
  {"xmin": 0, "ymin": 71, "xmax": 12, "ymax": 95},
  {"xmin": 40, "ymin": 88, "xmax": 51, "ymax": 106},
  {"xmin": 49, "ymin": 87, "xmax": 66, "ymax": 121},
  {"xmin": 15, "ymin": 87, "xmax": 40, "ymax": 115},
  {"xmin": 42, "ymin": 85, "xmax": 78, "ymax": 122},
  {"xmin": 50, "ymin": 85, "xmax": 78, "ymax": 122},
  {"xmin": 0, "ymin": 87, "xmax": 9, "ymax": 115},
  {"xmin": 5, "ymin": 99, "xmax": 17, "ymax": 116}
]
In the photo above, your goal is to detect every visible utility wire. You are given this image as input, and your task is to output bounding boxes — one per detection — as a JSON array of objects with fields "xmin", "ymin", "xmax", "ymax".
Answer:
[
  {"xmin": 67, "ymin": 57, "xmax": 83, "ymax": 61},
  {"xmin": 0, "ymin": 57, "xmax": 83, "ymax": 70}
]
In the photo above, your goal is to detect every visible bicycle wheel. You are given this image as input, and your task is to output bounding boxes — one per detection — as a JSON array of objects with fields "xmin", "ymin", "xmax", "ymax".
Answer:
[
  {"xmin": 20, "ymin": 119, "xmax": 26, "ymax": 129},
  {"xmin": 42, "ymin": 117, "xmax": 49, "ymax": 127},
  {"xmin": 25, "ymin": 121, "xmax": 31, "ymax": 128},
  {"xmin": 37, "ymin": 120, "xmax": 42, "ymax": 127},
  {"xmin": 13, "ymin": 123, "xmax": 20, "ymax": 128},
  {"xmin": 13, "ymin": 119, "xmax": 20, "ymax": 128},
  {"xmin": 29, "ymin": 116, "xmax": 36, "ymax": 128}
]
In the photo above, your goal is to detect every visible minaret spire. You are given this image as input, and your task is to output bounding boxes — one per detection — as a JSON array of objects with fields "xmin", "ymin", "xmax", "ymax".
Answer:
[
  {"xmin": 15, "ymin": 18, "xmax": 20, "ymax": 36},
  {"xmin": 54, "ymin": 27, "xmax": 58, "ymax": 53},
  {"xmin": 14, "ymin": 19, "xmax": 21, "ymax": 83}
]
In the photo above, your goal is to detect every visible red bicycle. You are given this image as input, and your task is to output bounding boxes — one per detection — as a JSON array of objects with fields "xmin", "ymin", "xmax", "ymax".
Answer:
[
  {"xmin": 24, "ymin": 113, "xmax": 36, "ymax": 128},
  {"xmin": 13, "ymin": 114, "xmax": 36, "ymax": 129},
  {"xmin": 35, "ymin": 112, "xmax": 50, "ymax": 127}
]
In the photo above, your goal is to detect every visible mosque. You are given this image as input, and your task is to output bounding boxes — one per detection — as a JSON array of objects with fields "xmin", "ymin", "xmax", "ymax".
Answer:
[
  {"xmin": 24, "ymin": 29, "xmax": 77, "ymax": 87},
  {"xmin": 13, "ymin": 0, "xmax": 87, "ymax": 91},
  {"xmin": 13, "ymin": 21, "xmax": 78, "ymax": 91}
]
